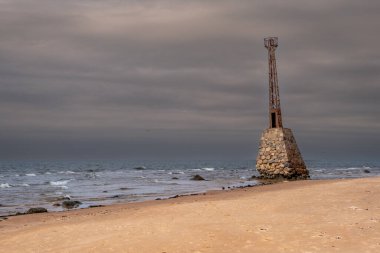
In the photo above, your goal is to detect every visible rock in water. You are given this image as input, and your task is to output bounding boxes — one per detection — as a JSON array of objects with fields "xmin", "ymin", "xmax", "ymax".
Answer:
[
  {"xmin": 62, "ymin": 200, "xmax": 82, "ymax": 209},
  {"xmin": 134, "ymin": 166, "xmax": 146, "ymax": 170},
  {"xmin": 191, "ymin": 175, "xmax": 205, "ymax": 181},
  {"xmin": 363, "ymin": 169, "xmax": 370, "ymax": 173},
  {"xmin": 26, "ymin": 207, "xmax": 48, "ymax": 214}
]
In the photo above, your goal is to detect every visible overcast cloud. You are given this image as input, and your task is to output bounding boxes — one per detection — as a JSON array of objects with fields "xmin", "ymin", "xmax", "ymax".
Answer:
[{"xmin": 0, "ymin": 0, "xmax": 379, "ymax": 160}]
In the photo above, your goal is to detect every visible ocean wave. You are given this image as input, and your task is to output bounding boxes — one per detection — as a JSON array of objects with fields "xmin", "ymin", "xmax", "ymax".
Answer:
[
  {"xmin": 20, "ymin": 183, "xmax": 30, "ymax": 187},
  {"xmin": 58, "ymin": 171, "xmax": 76, "ymax": 174},
  {"xmin": 45, "ymin": 172, "xmax": 52, "ymax": 175},
  {"xmin": 1, "ymin": 183, "xmax": 11, "ymax": 188},
  {"xmin": 50, "ymin": 180, "xmax": 71, "ymax": 186},
  {"xmin": 26, "ymin": 173, "xmax": 36, "ymax": 176},
  {"xmin": 202, "ymin": 167, "xmax": 215, "ymax": 171}
]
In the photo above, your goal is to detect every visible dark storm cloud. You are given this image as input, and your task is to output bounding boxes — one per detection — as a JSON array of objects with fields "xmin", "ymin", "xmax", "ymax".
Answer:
[{"xmin": 0, "ymin": 0, "xmax": 379, "ymax": 159}]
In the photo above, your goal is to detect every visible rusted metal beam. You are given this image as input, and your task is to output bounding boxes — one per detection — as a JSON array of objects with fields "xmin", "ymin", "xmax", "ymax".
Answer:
[{"xmin": 264, "ymin": 37, "xmax": 283, "ymax": 128}]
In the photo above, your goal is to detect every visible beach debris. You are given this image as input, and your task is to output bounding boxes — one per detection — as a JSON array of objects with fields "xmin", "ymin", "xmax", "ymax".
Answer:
[
  {"xmin": 134, "ymin": 166, "xmax": 146, "ymax": 170},
  {"xmin": 191, "ymin": 174, "xmax": 205, "ymax": 181},
  {"xmin": 89, "ymin": 205, "xmax": 104, "ymax": 208},
  {"xmin": 62, "ymin": 200, "xmax": 82, "ymax": 209},
  {"xmin": 26, "ymin": 207, "xmax": 48, "ymax": 214}
]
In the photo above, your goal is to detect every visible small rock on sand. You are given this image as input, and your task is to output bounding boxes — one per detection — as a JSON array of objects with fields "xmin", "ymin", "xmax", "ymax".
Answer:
[{"xmin": 26, "ymin": 207, "xmax": 48, "ymax": 214}]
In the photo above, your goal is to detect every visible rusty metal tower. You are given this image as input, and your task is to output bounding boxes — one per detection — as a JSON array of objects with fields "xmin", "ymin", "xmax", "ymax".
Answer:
[{"xmin": 265, "ymin": 37, "xmax": 283, "ymax": 128}]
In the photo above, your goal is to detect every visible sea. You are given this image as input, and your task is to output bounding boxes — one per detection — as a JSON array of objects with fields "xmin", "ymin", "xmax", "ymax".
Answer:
[{"xmin": 1, "ymin": 159, "xmax": 379, "ymax": 216}]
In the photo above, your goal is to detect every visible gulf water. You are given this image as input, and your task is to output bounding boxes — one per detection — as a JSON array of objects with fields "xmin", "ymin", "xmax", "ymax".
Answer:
[{"xmin": 1, "ymin": 159, "xmax": 379, "ymax": 216}]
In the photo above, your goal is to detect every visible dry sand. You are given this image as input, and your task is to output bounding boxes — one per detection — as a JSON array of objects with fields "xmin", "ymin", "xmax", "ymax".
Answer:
[{"xmin": 1, "ymin": 177, "xmax": 379, "ymax": 253}]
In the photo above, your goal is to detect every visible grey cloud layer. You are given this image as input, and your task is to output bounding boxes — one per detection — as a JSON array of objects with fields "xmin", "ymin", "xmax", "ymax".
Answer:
[{"xmin": 0, "ymin": 0, "xmax": 379, "ymax": 159}]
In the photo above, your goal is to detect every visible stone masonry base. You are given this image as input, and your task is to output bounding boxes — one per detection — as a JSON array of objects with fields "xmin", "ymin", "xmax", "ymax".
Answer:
[{"xmin": 256, "ymin": 128, "xmax": 309, "ymax": 179}]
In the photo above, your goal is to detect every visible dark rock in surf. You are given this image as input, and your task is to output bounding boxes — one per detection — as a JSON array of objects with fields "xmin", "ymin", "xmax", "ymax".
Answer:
[
  {"xmin": 191, "ymin": 175, "xmax": 205, "ymax": 181},
  {"xmin": 363, "ymin": 169, "xmax": 370, "ymax": 173},
  {"xmin": 134, "ymin": 166, "xmax": 146, "ymax": 170},
  {"xmin": 62, "ymin": 200, "xmax": 82, "ymax": 209},
  {"xmin": 26, "ymin": 207, "xmax": 48, "ymax": 214}
]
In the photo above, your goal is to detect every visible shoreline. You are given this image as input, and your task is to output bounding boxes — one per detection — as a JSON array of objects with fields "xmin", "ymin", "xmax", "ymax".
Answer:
[
  {"xmin": 0, "ymin": 176, "xmax": 318, "ymax": 219},
  {"xmin": 0, "ymin": 176, "xmax": 286, "ymax": 218},
  {"xmin": 1, "ymin": 177, "xmax": 380, "ymax": 252}
]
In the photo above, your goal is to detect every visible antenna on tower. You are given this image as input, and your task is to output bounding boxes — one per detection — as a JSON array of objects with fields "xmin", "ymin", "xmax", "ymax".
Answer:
[{"xmin": 264, "ymin": 37, "xmax": 283, "ymax": 128}]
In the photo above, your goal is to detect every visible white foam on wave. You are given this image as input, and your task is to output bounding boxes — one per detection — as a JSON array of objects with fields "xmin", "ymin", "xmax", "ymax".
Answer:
[
  {"xmin": 192, "ymin": 169, "xmax": 202, "ymax": 171},
  {"xmin": 26, "ymin": 173, "xmax": 36, "ymax": 176},
  {"xmin": 45, "ymin": 172, "xmax": 52, "ymax": 175},
  {"xmin": 363, "ymin": 166, "xmax": 371, "ymax": 169},
  {"xmin": 202, "ymin": 168, "xmax": 215, "ymax": 171},
  {"xmin": 336, "ymin": 168, "xmax": 360, "ymax": 171},
  {"xmin": 58, "ymin": 171, "xmax": 76, "ymax": 174},
  {"xmin": 21, "ymin": 183, "xmax": 30, "ymax": 187},
  {"xmin": 1, "ymin": 183, "xmax": 11, "ymax": 188},
  {"xmin": 50, "ymin": 180, "xmax": 71, "ymax": 186}
]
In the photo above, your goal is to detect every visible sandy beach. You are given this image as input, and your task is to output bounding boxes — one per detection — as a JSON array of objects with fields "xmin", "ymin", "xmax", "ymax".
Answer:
[{"xmin": 1, "ymin": 177, "xmax": 379, "ymax": 253}]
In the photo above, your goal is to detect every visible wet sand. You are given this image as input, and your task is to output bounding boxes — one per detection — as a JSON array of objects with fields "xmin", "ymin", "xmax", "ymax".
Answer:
[{"xmin": 1, "ymin": 177, "xmax": 379, "ymax": 253}]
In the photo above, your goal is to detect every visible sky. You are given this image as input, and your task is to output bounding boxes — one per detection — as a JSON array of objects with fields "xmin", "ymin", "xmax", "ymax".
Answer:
[{"xmin": 0, "ymin": 0, "xmax": 379, "ymax": 160}]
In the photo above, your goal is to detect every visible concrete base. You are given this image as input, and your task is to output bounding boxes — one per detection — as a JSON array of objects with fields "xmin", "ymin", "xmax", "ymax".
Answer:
[{"xmin": 256, "ymin": 128, "xmax": 309, "ymax": 179}]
